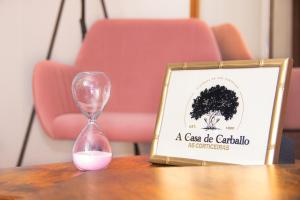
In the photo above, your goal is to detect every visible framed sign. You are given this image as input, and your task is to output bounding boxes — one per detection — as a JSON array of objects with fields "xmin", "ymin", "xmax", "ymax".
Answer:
[{"xmin": 150, "ymin": 58, "xmax": 292, "ymax": 165}]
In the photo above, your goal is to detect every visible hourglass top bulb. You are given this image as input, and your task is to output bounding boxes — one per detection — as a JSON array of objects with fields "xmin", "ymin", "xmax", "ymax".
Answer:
[{"xmin": 72, "ymin": 72, "xmax": 111, "ymax": 120}]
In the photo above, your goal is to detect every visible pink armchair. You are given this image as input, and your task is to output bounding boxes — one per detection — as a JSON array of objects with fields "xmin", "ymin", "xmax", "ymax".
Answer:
[{"xmin": 33, "ymin": 19, "xmax": 251, "ymax": 143}]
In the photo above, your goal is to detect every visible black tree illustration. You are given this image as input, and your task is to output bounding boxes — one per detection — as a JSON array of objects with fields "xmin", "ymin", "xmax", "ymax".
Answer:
[{"xmin": 190, "ymin": 85, "xmax": 239, "ymax": 130}]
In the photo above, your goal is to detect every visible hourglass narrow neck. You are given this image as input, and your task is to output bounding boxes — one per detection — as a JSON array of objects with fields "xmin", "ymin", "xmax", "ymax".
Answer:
[
  {"xmin": 86, "ymin": 110, "xmax": 101, "ymax": 124},
  {"xmin": 86, "ymin": 118, "xmax": 102, "ymax": 134},
  {"xmin": 88, "ymin": 118, "xmax": 97, "ymax": 124}
]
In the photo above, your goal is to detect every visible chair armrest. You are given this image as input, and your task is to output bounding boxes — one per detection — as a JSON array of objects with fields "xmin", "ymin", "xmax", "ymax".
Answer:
[
  {"xmin": 33, "ymin": 60, "xmax": 80, "ymax": 137},
  {"xmin": 212, "ymin": 24, "xmax": 252, "ymax": 60}
]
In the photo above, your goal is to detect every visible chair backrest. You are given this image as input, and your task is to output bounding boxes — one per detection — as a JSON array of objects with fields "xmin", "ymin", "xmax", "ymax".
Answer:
[
  {"xmin": 285, "ymin": 68, "xmax": 300, "ymax": 130},
  {"xmin": 75, "ymin": 19, "xmax": 221, "ymax": 113},
  {"xmin": 212, "ymin": 24, "xmax": 252, "ymax": 60}
]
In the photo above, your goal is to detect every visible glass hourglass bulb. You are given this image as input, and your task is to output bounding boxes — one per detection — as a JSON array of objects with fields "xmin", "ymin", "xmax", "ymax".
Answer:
[{"xmin": 72, "ymin": 72, "xmax": 112, "ymax": 171}]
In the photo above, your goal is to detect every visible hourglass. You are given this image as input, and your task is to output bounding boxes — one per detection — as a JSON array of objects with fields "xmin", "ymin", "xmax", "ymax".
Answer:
[{"xmin": 72, "ymin": 72, "xmax": 112, "ymax": 171}]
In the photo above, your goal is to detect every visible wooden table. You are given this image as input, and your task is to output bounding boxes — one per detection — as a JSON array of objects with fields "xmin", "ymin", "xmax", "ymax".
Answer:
[
  {"xmin": 0, "ymin": 156, "xmax": 151, "ymax": 200},
  {"xmin": 0, "ymin": 156, "xmax": 299, "ymax": 200}
]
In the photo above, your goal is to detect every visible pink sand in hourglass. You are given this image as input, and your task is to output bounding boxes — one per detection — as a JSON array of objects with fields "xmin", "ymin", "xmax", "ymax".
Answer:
[{"xmin": 73, "ymin": 151, "xmax": 112, "ymax": 171}]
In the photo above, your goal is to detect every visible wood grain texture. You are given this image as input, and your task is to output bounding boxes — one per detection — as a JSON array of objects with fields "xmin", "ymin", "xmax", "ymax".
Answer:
[
  {"xmin": 31, "ymin": 164, "xmax": 300, "ymax": 200},
  {"xmin": 190, "ymin": 0, "xmax": 200, "ymax": 18},
  {"xmin": 0, "ymin": 156, "xmax": 151, "ymax": 199},
  {"xmin": 1, "ymin": 156, "xmax": 300, "ymax": 200}
]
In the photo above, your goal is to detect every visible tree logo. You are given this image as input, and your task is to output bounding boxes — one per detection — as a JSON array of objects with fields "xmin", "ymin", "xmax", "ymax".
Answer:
[{"xmin": 190, "ymin": 85, "xmax": 239, "ymax": 130}]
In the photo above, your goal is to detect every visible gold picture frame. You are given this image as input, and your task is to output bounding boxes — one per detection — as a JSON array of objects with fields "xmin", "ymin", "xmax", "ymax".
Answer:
[{"xmin": 150, "ymin": 58, "xmax": 292, "ymax": 166}]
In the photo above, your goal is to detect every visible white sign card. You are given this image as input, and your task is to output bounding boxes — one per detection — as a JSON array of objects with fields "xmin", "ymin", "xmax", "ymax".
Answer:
[{"xmin": 150, "ymin": 59, "xmax": 292, "ymax": 165}]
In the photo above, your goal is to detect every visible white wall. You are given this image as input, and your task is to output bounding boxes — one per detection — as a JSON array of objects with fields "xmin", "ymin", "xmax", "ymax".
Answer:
[
  {"xmin": 201, "ymin": 0, "xmax": 270, "ymax": 58},
  {"xmin": 0, "ymin": 0, "xmax": 189, "ymax": 168},
  {"xmin": 0, "ymin": 0, "xmax": 277, "ymax": 167}
]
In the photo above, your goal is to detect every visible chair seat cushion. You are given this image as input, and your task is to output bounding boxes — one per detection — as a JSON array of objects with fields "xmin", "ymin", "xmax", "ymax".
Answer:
[{"xmin": 52, "ymin": 112, "xmax": 157, "ymax": 142}]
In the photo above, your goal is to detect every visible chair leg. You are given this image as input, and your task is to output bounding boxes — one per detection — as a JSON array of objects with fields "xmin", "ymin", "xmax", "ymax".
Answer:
[{"xmin": 134, "ymin": 143, "xmax": 140, "ymax": 155}]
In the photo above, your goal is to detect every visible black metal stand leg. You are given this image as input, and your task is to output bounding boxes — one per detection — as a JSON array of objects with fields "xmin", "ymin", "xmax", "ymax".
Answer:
[
  {"xmin": 16, "ymin": 0, "xmax": 66, "ymax": 167},
  {"xmin": 100, "ymin": 0, "xmax": 108, "ymax": 19},
  {"xmin": 17, "ymin": 109, "xmax": 35, "ymax": 166},
  {"xmin": 80, "ymin": 0, "xmax": 87, "ymax": 39}
]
